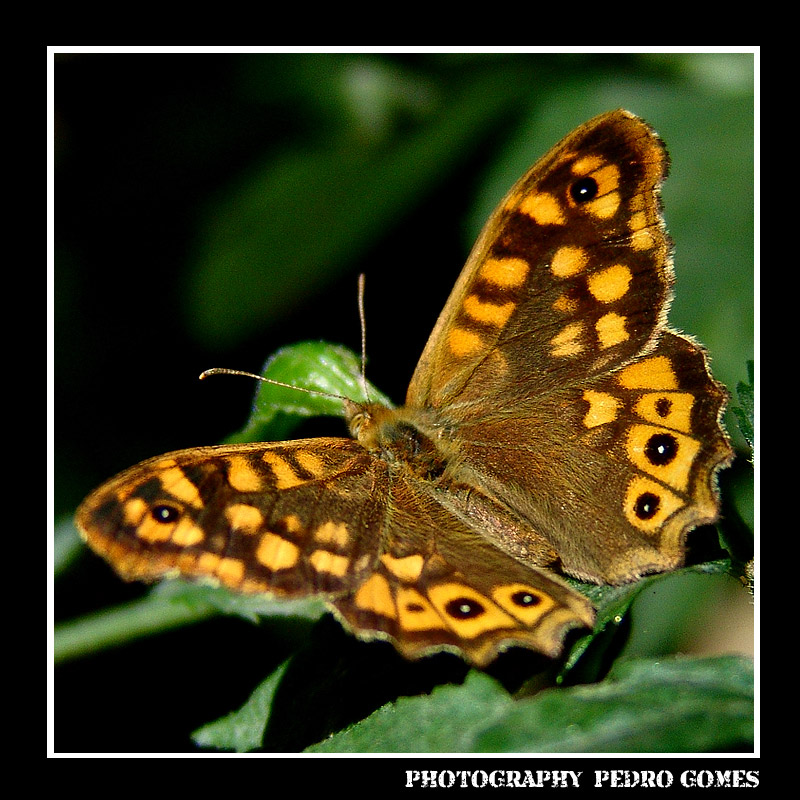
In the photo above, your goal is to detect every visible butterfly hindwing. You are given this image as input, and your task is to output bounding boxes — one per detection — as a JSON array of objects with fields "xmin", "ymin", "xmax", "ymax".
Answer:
[{"xmin": 331, "ymin": 476, "xmax": 594, "ymax": 666}]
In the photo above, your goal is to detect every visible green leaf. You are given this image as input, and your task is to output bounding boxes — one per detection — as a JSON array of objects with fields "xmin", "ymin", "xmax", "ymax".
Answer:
[
  {"xmin": 562, "ymin": 560, "xmax": 733, "ymax": 682},
  {"xmin": 732, "ymin": 360, "xmax": 754, "ymax": 454},
  {"xmin": 480, "ymin": 655, "xmax": 753, "ymax": 753},
  {"xmin": 192, "ymin": 660, "xmax": 291, "ymax": 753},
  {"xmin": 307, "ymin": 670, "xmax": 510, "ymax": 753},
  {"xmin": 225, "ymin": 341, "xmax": 390, "ymax": 444},
  {"xmin": 151, "ymin": 580, "xmax": 327, "ymax": 626},
  {"xmin": 307, "ymin": 655, "xmax": 753, "ymax": 753}
]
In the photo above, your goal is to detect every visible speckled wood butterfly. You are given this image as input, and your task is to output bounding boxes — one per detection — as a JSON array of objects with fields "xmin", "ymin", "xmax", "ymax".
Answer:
[{"xmin": 76, "ymin": 109, "xmax": 733, "ymax": 667}]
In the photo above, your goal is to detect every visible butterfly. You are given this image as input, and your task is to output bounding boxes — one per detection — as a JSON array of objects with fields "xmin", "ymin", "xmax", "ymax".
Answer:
[{"xmin": 76, "ymin": 109, "xmax": 733, "ymax": 667}]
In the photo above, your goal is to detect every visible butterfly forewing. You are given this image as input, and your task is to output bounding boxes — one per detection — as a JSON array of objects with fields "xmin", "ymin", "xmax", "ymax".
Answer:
[
  {"xmin": 76, "ymin": 440, "xmax": 387, "ymax": 598},
  {"xmin": 408, "ymin": 110, "xmax": 672, "ymax": 413}
]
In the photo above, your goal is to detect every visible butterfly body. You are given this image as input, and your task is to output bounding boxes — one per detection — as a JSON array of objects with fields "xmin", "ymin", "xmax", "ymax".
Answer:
[{"xmin": 76, "ymin": 110, "xmax": 733, "ymax": 666}]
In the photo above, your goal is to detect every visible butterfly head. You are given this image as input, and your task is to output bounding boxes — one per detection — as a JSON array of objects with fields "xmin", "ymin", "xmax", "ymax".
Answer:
[{"xmin": 344, "ymin": 399, "xmax": 389, "ymax": 449}]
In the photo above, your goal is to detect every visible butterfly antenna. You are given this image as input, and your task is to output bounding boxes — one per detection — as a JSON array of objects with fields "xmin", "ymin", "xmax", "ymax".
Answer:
[
  {"xmin": 202, "ymin": 273, "xmax": 373, "ymax": 405},
  {"xmin": 199, "ymin": 368, "xmax": 348, "ymax": 402},
  {"xmin": 357, "ymin": 273, "xmax": 371, "ymax": 403}
]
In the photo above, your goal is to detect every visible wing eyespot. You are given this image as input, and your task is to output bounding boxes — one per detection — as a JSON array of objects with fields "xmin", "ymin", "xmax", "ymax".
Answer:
[
  {"xmin": 570, "ymin": 176, "xmax": 599, "ymax": 203},
  {"xmin": 445, "ymin": 597, "xmax": 486, "ymax": 620},
  {"xmin": 511, "ymin": 590, "xmax": 541, "ymax": 608},
  {"xmin": 151, "ymin": 504, "xmax": 181, "ymax": 523}
]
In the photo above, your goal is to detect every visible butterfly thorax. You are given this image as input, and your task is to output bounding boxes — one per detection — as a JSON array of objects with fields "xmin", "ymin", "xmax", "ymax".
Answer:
[{"xmin": 344, "ymin": 399, "xmax": 448, "ymax": 481}]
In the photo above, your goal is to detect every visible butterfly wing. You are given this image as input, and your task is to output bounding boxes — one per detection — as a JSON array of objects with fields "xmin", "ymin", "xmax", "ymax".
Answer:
[
  {"xmin": 449, "ymin": 332, "xmax": 732, "ymax": 584},
  {"xmin": 331, "ymin": 471, "xmax": 594, "ymax": 666},
  {"xmin": 76, "ymin": 438, "xmax": 594, "ymax": 664},
  {"xmin": 403, "ymin": 109, "xmax": 733, "ymax": 585},
  {"xmin": 76, "ymin": 439, "xmax": 388, "ymax": 597},
  {"xmin": 407, "ymin": 109, "xmax": 671, "ymax": 413}
]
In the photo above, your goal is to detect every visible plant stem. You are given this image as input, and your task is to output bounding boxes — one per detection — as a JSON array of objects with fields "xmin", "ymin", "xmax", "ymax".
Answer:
[{"xmin": 54, "ymin": 595, "xmax": 219, "ymax": 663}]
